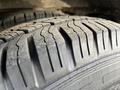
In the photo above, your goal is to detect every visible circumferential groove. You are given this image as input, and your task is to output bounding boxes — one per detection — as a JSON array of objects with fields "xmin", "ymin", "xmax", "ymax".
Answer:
[
  {"xmin": 27, "ymin": 36, "xmax": 45, "ymax": 79},
  {"xmin": 1, "ymin": 47, "xmax": 14, "ymax": 90},
  {"xmin": 95, "ymin": 22, "xmax": 113, "ymax": 49},
  {"xmin": 82, "ymin": 23, "xmax": 99, "ymax": 54},
  {"xmin": 59, "ymin": 27, "xmax": 76, "ymax": 66}
]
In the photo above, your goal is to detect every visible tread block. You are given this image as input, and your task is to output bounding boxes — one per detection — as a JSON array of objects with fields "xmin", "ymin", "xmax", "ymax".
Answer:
[
  {"xmin": 74, "ymin": 20, "xmax": 97, "ymax": 55},
  {"xmin": 49, "ymin": 26, "xmax": 70, "ymax": 71},
  {"xmin": 60, "ymin": 22, "xmax": 81, "ymax": 67},
  {"xmin": 82, "ymin": 20, "xmax": 104, "ymax": 54},
  {"xmin": 6, "ymin": 38, "xmax": 27, "ymax": 90},
  {"xmin": 41, "ymin": 26, "xmax": 61, "ymax": 71},
  {"xmin": 87, "ymin": 20, "xmax": 111, "ymax": 51},
  {"xmin": 68, "ymin": 21, "xmax": 97, "ymax": 64},
  {"xmin": 95, "ymin": 20, "xmax": 117, "ymax": 49},
  {"xmin": 17, "ymin": 34, "xmax": 39, "ymax": 88},
  {"xmin": 33, "ymin": 30, "xmax": 54, "ymax": 81}
]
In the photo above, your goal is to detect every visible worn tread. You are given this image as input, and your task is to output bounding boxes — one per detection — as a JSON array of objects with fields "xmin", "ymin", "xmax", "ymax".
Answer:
[{"xmin": 0, "ymin": 16, "xmax": 120, "ymax": 90}]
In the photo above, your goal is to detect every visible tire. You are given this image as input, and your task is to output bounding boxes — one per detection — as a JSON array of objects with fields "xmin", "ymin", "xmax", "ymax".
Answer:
[
  {"xmin": 0, "ymin": 10, "xmax": 64, "ymax": 31},
  {"xmin": 0, "ymin": 16, "xmax": 120, "ymax": 90}
]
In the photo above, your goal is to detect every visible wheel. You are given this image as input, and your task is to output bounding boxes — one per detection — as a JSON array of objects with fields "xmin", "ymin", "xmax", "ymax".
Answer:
[
  {"xmin": 0, "ymin": 16, "xmax": 120, "ymax": 90},
  {"xmin": 0, "ymin": 10, "xmax": 64, "ymax": 31}
]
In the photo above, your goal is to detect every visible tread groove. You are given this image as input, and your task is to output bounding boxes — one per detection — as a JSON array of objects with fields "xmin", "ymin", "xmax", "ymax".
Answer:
[
  {"xmin": 24, "ymin": 13, "xmax": 27, "ymax": 22},
  {"xmin": 59, "ymin": 27, "xmax": 76, "ymax": 66},
  {"xmin": 16, "ymin": 40, "xmax": 27, "ymax": 87},
  {"xmin": 78, "ymin": 36, "xmax": 83, "ymax": 58},
  {"xmin": 48, "ymin": 27, "xmax": 63, "ymax": 68},
  {"xmin": 17, "ymin": 61, "xmax": 27, "ymax": 87},
  {"xmin": 95, "ymin": 22, "xmax": 113, "ymax": 49},
  {"xmin": 115, "ymin": 30, "xmax": 118, "ymax": 46},
  {"xmin": 17, "ymin": 29, "xmax": 29, "ymax": 34},
  {"xmin": 73, "ymin": 20, "xmax": 92, "ymax": 57},
  {"xmin": 1, "ymin": 46, "xmax": 14, "ymax": 90},
  {"xmin": 85, "ymin": 33, "xmax": 90, "ymax": 55},
  {"xmin": 13, "ymin": 16, "xmax": 17, "ymax": 25},
  {"xmin": 45, "ymin": 43, "xmax": 55, "ymax": 72},
  {"xmin": 1, "ymin": 47, "xmax": 7, "ymax": 77},
  {"xmin": 0, "ymin": 38, "xmax": 6, "ymax": 42},
  {"xmin": 40, "ymin": 27, "xmax": 55, "ymax": 72},
  {"xmin": 68, "ymin": 21, "xmax": 83, "ymax": 58},
  {"xmin": 1, "ymin": 20, "xmax": 4, "ymax": 27},
  {"xmin": 102, "ymin": 30, "xmax": 105, "ymax": 49},
  {"xmin": 44, "ymin": 12, "xmax": 47, "ymax": 18},
  {"xmin": 82, "ymin": 23, "xmax": 99, "ymax": 54},
  {"xmin": 88, "ymin": 20, "xmax": 106, "ymax": 50},
  {"xmin": 33, "ymin": 12, "xmax": 37, "ymax": 19},
  {"xmin": 27, "ymin": 36, "xmax": 45, "ymax": 80}
]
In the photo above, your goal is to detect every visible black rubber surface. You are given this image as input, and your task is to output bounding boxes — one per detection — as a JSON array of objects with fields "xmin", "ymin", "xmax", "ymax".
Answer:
[
  {"xmin": 0, "ymin": 10, "xmax": 63, "ymax": 31},
  {"xmin": 0, "ymin": 16, "xmax": 120, "ymax": 90}
]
